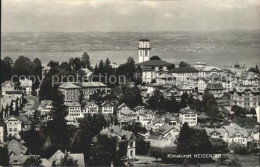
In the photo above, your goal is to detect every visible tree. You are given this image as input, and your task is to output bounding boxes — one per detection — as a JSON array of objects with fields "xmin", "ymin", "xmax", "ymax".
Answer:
[
  {"xmin": 150, "ymin": 55, "xmax": 161, "ymax": 60},
  {"xmin": 136, "ymin": 135, "xmax": 150, "ymax": 155},
  {"xmin": 0, "ymin": 146, "xmax": 9, "ymax": 166},
  {"xmin": 1, "ymin": 60, "xmax": 13, "ymax": 82},
  {"xmin": 53, "ymin": 153, "xmax": 79, "ymax": 166},
  {"xmin": 13, "ymin": 56, "xmax": 33, "ymax": 76},
  {"xmin": 210, "ymin": 138, "xmax": 228, "ymax": 154},
  {"xmin": 69, "ymin": 57, "xmax": 82, "ymax": 71},
  {"xmin": 32, "ymin": 58, "xmax": 43, "ymax": 90},
  {"xmin": 90, "ymin": 134, "xmax": 118, "ymax": 166},
  {"xmin": 119, "ymin": 87, "xmax": 143, "ymax": 108},
  {"xmin": 179, "ymin": 61, "xmax": 190, "ymax": 67},
  {"xmin": 202, "ymin": 89, "xmax": 221, "ymax": 119},
  {"xmin": 176, "ymin": 123, "xmax": 192, "ymax": 154},
  {"xmin": 255, "ymin": 65, "xmax": 260, "ymax": 74},
  {"xmin": 149, "ymin": 147, "xmax": 163, "ymax": 162},
  {"xmin": 47, "ymin": 61, "xmax": 59, "ymax": 69},
  {"xmin": 81, "ymin": 51, "xmax": 91, "ymax": 68},
  {"xmin": 23, "ymin": 156, "xmax": 42, "ymax": 167},
  {"xmin": 70, "ymin": 114, "xmax": 108, "ymax": 164},
  {"xmin": 147, "ymin": 89, "xmax": 165, "ymax": 111},
  {"xmin": 47, "ymin": 88, "xmax": 70, "ymax": 151},
  {"xmin": 180, "ymin": 92, "xmax": 189, "ymax": 108},
  {"xmin": 249, "ymin": 108, "xmax": 256, "ymax": 117},
  {"xmin": 116, "ymin": 57, "xmax": 136, "ymax": 82}
]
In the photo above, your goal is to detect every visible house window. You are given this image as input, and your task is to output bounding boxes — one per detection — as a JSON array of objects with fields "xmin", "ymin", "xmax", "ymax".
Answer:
[{"xmin": 9, "ymin": 128, "xmax": 12, "ymax": 132}]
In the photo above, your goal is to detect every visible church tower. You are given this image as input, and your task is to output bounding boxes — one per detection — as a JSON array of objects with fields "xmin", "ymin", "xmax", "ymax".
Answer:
[{"xmin": 138, "ymin": 39, "xmax": 150, "ymax": 63}]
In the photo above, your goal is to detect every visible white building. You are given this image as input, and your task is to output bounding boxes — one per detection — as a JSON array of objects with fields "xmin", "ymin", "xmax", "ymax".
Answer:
[
  {"xmin": 101, "ymin": 101, "xmax": 114, "ymax": 115},
  {"xmin": 4, "ymin": 115, "xmax": 31, "ymax": 139},
  {"xmin": 179, "ymin": 108, "xmax": 197, "ymax": 127},
  {"xmin": 37, "ymin": 100, "xmax": 53, "ymax": 120},
  {"xmin": 65, "ymin": 101, "xmax": 83, "ymax": 121},
  {"xmin": 222, "ymin": 123, "xmax": 249, "ymax": 146},
  {"xmin": 256, "ymin": 106, "xmax": 260, "ymax": 123},
  {"xmin": 0, "ymin": 123, "xmax": 4, "ymax": 143},
  {"xmin": 138, "ymin": 39, "xmax": 150, "ymax": 63},
  {"xmin": 84, "ymin": 102, "xmax": 99, "ymax": 115},
  {"xmin": 19, "ymin": 78, "xmax": 32, "ymax": 95},
  {"xmin": 198, "ymin": 78, "xmax": 208, "ymax": 94}
]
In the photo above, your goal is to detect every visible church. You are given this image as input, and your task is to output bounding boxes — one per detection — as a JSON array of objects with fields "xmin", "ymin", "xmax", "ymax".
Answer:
[{"xmin": 137, "ymin": 39, "xmax": 174, "ymax": 84}]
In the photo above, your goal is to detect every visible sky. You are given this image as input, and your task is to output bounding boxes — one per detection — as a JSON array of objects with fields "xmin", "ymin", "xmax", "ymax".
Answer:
[{"xmin": 2, "ymin": 0, "xmax": 260, "ymax": 32}]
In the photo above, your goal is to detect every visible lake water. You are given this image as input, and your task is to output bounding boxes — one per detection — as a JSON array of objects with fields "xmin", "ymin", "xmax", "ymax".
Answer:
[{"xmin": 2, "ymin": 47, "xmax": 260, "ymax": 68}]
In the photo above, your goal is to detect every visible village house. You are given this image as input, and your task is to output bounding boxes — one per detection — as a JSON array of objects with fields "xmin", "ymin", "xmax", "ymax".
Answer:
[
  {"xmin": 8, "ymin": 139, "xmax": 28, "ymax": 156},
  {"xmin": 81, "ymin": 82, "xmax": 110, "ymax": 99},
  {"xmin": 163, "ymin": 84, "xmax": 194, "ymax": 102},
  {"xmin": 37, "ymin": 100, "xmax": 53, "ymax": 120},
  {"xmin": 65, "ymin": 101, "xmax": 83, "ymax": 121},
  {"xmin": 4, "ymin": 115, "xmax": 31, "ymax": 139},
  {"xmin": 84, "ymin": 102, "xmax": 99, "ymax": 115},
  {"xmin": 152, "ymin": 118, "xmax": 166, "ymax": 130},
  {"xmin": 205, "ymin": 127, "xmax": 226, "ymax": 139},
  {"xmin": 48, "ymin": 150, "xmax": 85, "ymax": 167},
  {"xmin": 59, "ymin": 82, "xmax": 81, "ymax": 102},
  {"xmin": 134, "ymin": 105, "xmax": 155, "ymax": 126},
  {"xmin": 206, "ymin": 82, "xmax": 224, "ymax": 99},
  {"xmin": 1, "ymin": 94, "xmax": 23, "ymax": 118},
  {"xmin": 1, "ymin": 81, "xmax": 17, "ymax": 95},
  {"xmin": 0, "ymin": 121, "xmax": 4, "ymax": 144},
  {"xmin": 221, "ymin": 123, "xmax": 249, "ymax": 146},
  {"xmin": 139, "ymin": 60, "xmax": 173, "ymax": 84},
  {"xmin": 169, "ymin": 66, "xmax": 199, "ymax": 83},
  {"xmin": 256, "ymin": 106, "xmax": 260, "ymax": 123},
  {"xmin": 9, "ymin": 155, "xmax": 51, "ymax": 167},
  {"xmin": 101, "ymin": 101, "xmax": 114, "ymax": 115},
  {"xmin": 59, "ymin": 82, "xmax": 110, "ymax": 102},
  {"xmin": 147, "ymin": 123, "xmax": 180, "ymax": 148},
  {"xmin": 19, "ymin": 78, "xmax": 32, "ymax": 95},
  {"xmin": 198, "ymin": 78, "xmax": 208, "ymax": 94},
  {"xmin": 230, "ymin": 86, "xmax": 260, "ymax": 108},
  {"xmin": 198, "ymin": 66, "xmax": 223, "ymax": 78},
  {"xmin": 240, "ymin": 71, "xmax": 259, "ymax": 86},
  {"xmin": 179, "ymin": 108, "xmax": 197, "ymax": 127},
  {"xmin": 100, "ymin": 125, "xmax": 136, "ymax": 160}
]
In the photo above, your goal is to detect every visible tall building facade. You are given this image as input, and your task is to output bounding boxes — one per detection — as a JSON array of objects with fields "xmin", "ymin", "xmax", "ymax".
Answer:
[{"xmin": 138, "ymin": 39, "xmax": 150, "ymax": 63}]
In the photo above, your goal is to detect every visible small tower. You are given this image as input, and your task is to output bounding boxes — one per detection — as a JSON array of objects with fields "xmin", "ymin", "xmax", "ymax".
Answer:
[{"xmin": 138, "ymin": 39, "xmax": 150, "ymax": 63}]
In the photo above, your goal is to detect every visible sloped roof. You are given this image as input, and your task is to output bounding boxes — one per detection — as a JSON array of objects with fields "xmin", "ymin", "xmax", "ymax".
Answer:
[
  {"xmin": 138, "ymin": 60, "xmax": 173, "ymax": 67},
  {"xmin": 48, "ymin": 150, "xmax": 85, "ymax": 167},
  {"xmin": 177, "ymin": 84, "xmax": 193, "ymax": 90},
  {"xmin": 157, "ymin": 124, "xmax": 178, "ymax": 136},
  {"xmin": 222, "ymin": 124, "xmax": 249, "ymax": 138},
  {"xmin": 9, "ymin": 155, "xmax": 38, "ymax": 165},
  {"xmin": 84, "ymin": 102, "xmax": 99, "ymax": 108},
  {"xmin": 206, "ymin": 83, "xmax": 224, "ymax": 90},
  {"xmin": 4, "ymin": 115, "xmax": 31, "ymax": 125},
  {"xmin": 64, "ymin": 101, "xmax": 81, "ymax": 107},
  {"xmin": 101, "ymin": 101, "xmax": 113, "ymax": 107},
  {"xmin": 205, "ymin": 127, "xmax": 226, "ymax": 136},
  {"xmin": 81, "ymin": 82, "xmax": 107, "ymax": 87},
  {"xmin": 201, "ymin": 66, "xmax": 222, "ymax": 72},
  {"xmin": 100, "ymin": 125, "xmax": 135, "ymax": 141},
  {"xmin": 169, "ymin": 66, "xmax": 198, "ymax": 73},
  {"xmin": 8, "ymin": 139, "xmax": 28, "ymax": 156},
  {"xmin": 59, "ymin": 82, "xmax": 81, "ymax": 89},
  {"xmin": 179, "ymin": 108, "xmax": 196, "ymax": 114},
  {"xmin": 234, "ymin": 86, "xmax": 260, "ymax": 93},
  {"xmin": 118, "ymin": 103, "xmax": 130, "ymax": 110}
]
